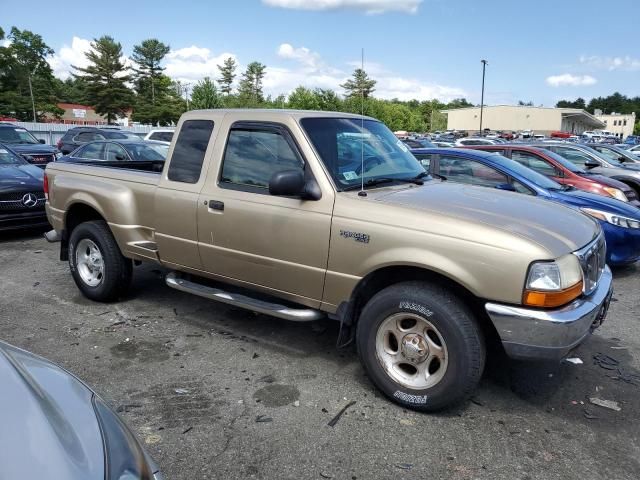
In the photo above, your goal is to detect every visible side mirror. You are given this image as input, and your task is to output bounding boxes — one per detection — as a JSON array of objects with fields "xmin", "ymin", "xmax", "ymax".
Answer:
[
  {"xmin": 495, "ymin": 183, "xmax": 516, "ymax": 192},
  {"xmin": 38, "ymin": 139, "xmax": 46, "ymax": 144},
  {"xmin": 115, "ymin": 154, "xmax": 126, "ymax": 161},
  {"xmin": 584, "ymin": 160, "xmax": 600, "ymax": 169},
  {"xmin": 269, "ymin": 169, "xmax": 321, "ymax": 200}
]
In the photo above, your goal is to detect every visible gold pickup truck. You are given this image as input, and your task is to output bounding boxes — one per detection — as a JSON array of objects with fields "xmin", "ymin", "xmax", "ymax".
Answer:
[{"xmin": 44, "ymin": 110, "xmax": 613, "ymax": 410}]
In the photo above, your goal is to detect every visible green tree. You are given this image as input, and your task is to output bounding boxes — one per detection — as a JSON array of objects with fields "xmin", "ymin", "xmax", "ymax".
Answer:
[
  {"xmin": 0, "ymin": 27, "xmax": 62, "ymax": 120},
  {"xmin": 518, "ymin": 100, "xmax": 534, "ymax": 106},
  {"xmin": 217, "ymin": 57, "xmax": 237, "ymax": 95},
  {"xmin": 287, "ymin": 86, "xmax": 320, "ymax": 110},
  {"xmin": 634, "ymin": 121, "xmax": 640, "ymax": 136},
  {"xmin": 131, "ymin": 38, "xmax": 170, "ymax": 104},
  {"xmin": 238, "ymin": 61, "xmax": 267, "ymax": 105},
  {"xmin": 73, "ymin": 36, "xmax": 133, "ymax": 123},
  {"xmin": 131, "ymin": 75, "xmax": 185, "ymax": 125},
  {"xmin": 556, "ymin": 98, "xmax": 586, "ymax": 109},
  {"xmin": 341, "ymin": 68, "xmax": 376, "ymax": 99},
  {"xmin": 53, "ymin": 76, "xmax": 89, "ymax": 104},
  {"xmin": 446, "ymin": 98, "xmax": 474, "ymax": 109},
  {"xmin": 314, "ymin": 88, "xmax": 342, "ymax": 111},
  {"xmin": 190, "ymin": 77, "xmax": 224, "ymax": 109}
]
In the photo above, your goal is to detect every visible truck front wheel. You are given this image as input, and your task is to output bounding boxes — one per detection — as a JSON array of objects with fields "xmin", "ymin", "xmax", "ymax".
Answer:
[
  {"xmin": 68, "ymin": 220, "xmax": 132, "ymax": 302},
  {"xmin": 356, "ymin": 281, "xmax": 485, "ymax": 411}
]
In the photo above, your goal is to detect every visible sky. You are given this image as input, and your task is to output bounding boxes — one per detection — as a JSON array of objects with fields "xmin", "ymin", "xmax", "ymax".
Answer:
[{"xmin": 2, "ymin": 0, "xmax": 639, "ymax": 106}]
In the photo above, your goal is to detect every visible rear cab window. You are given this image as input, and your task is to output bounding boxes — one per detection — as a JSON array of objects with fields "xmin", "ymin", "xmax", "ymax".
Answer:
[{"xmin": 167, "ymin": 120, "xmax": 215, "ymax": 183}]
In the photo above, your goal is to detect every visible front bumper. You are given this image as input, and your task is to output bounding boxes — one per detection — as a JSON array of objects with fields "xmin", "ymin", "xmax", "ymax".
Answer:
[
  {"xmin": 485, "ymin": 266, "xmax": 613, "ymax": 361},
  {"xmin": 0, "ymin": 210, "xmax": 50, "ymax": 232}
]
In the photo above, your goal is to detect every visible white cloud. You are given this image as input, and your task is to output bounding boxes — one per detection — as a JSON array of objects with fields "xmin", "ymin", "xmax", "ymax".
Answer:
[
  {"xmin": 262, "ymin": 0, "xmax": 421, "ymax": 14},
  {"xmin": 579, "ymin": 55, "xmax": 640, "ymax": 71},
  {"xmin": 545, "ymin": 73, "xmax": 597, "ymax": 87},
  {"xmin": 48, "ymin": 36, "xmax": 93, "ymax": 79},
  {"xmin": 164, "ymin": 46, "xmax": 235, "ymax": 84},
  {"xmin": 277, "ymin": 43, "xmax": 321, "ymax": 68}
]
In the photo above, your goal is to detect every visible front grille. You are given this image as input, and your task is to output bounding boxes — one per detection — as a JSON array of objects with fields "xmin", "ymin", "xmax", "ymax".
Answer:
[
  {"xmin": 0, "ymin": 191, "xmax": 46, "ymax": 211},
  {"xmin": 23, "ymin": 154, "xmax": 54, "ymax": 164},
  {"xmin": 574, "ymin": 233, "xmax": 606, "ymax": 295}
]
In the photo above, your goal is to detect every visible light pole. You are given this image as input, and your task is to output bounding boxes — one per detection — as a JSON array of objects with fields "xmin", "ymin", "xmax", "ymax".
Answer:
[
  {"xmin": 28, "ymin": 68, "xmax": 37, "ymax": 122},
  {"xmin": 479, "ymin": 59, "xmax": 488, "ymax": 136}
]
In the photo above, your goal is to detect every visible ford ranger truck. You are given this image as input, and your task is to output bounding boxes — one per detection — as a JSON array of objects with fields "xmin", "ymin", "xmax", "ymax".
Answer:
[{"xmin": 44, "ymin": 110, "xmax": 613, "ymax": 411}]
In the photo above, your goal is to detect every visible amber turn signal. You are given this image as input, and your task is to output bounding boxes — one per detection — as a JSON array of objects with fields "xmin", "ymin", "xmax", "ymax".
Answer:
[{"xmin": 522, "ymin": 280, "xmax": 583, "ymax": 308}]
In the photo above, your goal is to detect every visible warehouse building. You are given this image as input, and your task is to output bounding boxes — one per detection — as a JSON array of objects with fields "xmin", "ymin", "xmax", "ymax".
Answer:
[
  {"xmin": 595, "ymin": 111, "xmax": 636, "ymax": 139},
  {"xmin": 442, "ymin": 105, "xmax": 605, "ymax": 135}
]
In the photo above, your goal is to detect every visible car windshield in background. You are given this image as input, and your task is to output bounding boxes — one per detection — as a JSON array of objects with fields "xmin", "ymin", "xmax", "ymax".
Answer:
[
  {"xmin": 110, "ymin": 132, "xmax": 141, "ymax": 140},
  {"xmin": 594, "ymin": 146, "xmax": 639, "ymax": 163},
  {"xmin": 123, "ymin": 143, "xmax": 167, "ymax": 161},
  {"xmin": 301, "ymin": 118, "xmax": 426, "ymax": 190},
  {"xmin": 0, "ymin": 127, "xmax": 39, "ymax": 145},
  {"xmin": 537, "ymin": 149, "xmax": 585, "ymax": 173},
  {"xmin": 0, "ymin": 147, "xmax": 25, "ymax": 165},
  {"xmin": 489, "ymin": 153, "xmax": 563, "ymax": 190},
  {"xmin": 146, "ymin": 143, "xmax": 170, "ymax": 158}
]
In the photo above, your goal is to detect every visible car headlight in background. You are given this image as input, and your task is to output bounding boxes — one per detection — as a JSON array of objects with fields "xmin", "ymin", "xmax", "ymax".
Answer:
[
  {"xmin": 602, "ymin": 187, "xmax": 628, "ymax": 202},
  {"xmin": 580, "ymin": 207, "xmax": 640, "ymax": 229},
  {"xmin": 522, "ymin": 254, "xmax": 583, "ymax": 308}
]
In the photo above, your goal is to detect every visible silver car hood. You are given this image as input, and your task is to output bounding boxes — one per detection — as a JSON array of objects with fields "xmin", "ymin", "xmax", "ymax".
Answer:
[{"xmin": 0, "ymin": 341, "xmax": 105, "ymax": 480}]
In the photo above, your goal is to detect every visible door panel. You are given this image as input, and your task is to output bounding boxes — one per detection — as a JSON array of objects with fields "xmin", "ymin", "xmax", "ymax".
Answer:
[{"xmin": 197, "ymin": 120, "xmax": 333, "ymax": 304}]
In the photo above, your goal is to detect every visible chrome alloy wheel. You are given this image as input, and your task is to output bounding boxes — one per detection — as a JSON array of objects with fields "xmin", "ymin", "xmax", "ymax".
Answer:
[
  {"xmin": 375, "ymin": 312, "xmax": 448, "ymax": 389},
  {"xmin": 75, "ymin": 238, "xmax": 105, "ymax": 287}
]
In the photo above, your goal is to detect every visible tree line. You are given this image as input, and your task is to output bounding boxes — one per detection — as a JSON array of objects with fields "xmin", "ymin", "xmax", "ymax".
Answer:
[{"xmin": 4, "ymin": 25, "xmax": 637, "ymax": 133}]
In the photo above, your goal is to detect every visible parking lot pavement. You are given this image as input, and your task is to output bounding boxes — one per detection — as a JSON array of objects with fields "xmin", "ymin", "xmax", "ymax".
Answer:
[{"xmin": 1, "ymin": 231, "xmax": 639, "ymax": 480}]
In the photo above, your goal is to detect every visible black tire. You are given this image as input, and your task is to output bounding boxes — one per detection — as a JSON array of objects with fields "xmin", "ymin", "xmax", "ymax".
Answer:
[
  {"xmin": 68, "ymin": 220, "xmax": 132, "ymax": 302},
  {"xmin": 356, "ymin": 281, "xmax": 485, "ymax": 411}
]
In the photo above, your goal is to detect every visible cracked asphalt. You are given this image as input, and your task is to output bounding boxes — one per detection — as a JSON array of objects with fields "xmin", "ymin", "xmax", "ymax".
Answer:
[{"xmin": 1, "ymin": 229, "xmax": 639, "ymax": 480}]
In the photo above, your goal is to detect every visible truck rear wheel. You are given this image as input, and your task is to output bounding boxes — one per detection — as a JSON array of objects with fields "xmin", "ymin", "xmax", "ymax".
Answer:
[
  {"xmin": 356, "ymin": 281, "xmax": 485, "ymax": 411},
  {"xmin": 68, "ymin": 220, "xmax": 132, "ymax": 302}
]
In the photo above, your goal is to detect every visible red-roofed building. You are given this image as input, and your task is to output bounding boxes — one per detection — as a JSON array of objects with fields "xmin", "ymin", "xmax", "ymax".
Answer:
[{"xmin": 43, "ymin": 103, "xmax": 132, "ymax": 126}]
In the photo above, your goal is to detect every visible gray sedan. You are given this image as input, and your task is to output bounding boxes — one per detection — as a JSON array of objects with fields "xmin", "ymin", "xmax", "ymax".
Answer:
[
  {"xmin": 0, "ymin": 340, "xmax": 162, "ymax": 480},
  {"xmin": 531, "ymin": 142, "xmax": 640, "ymax": 198}
]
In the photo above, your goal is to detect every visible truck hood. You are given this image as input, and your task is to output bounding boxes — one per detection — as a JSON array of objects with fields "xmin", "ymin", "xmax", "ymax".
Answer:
[
  {"xmin": 8, "ymin": 143, "xmax": 58, "ymax": 155},
  {"xmin": 0, "ymin": 341, "xmax": 105, "ymax": 480},
  {"xmin": 373, "ymin": 182, "xmax": 598, "ymax": 255},
  {"xmin": 0, "ymin": 163, "xmax": 44, "ymax": 192}
]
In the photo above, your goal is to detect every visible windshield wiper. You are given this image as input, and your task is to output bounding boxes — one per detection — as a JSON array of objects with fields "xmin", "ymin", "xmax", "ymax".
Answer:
[
  {"xmin": 429, "ymin": 172, "xmax": 447, "ymax": 181},
  {"xmin": 342, "ymin": 172, "xmax": 433, "ymax": 191}
]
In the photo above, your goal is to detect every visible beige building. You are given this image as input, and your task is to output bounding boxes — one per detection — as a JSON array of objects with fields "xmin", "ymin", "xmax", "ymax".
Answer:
[
  {"xmin": 594, "ymin": 111, "xmax": 636, "ymax": 139},
  {"xmin": 442, "ymin": 105, "xmax": 605, "ymax": 136}
]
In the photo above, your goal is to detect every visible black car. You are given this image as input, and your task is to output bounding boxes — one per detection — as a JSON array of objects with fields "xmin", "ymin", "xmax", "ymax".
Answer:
[
  {"xmin": 57, "ymin": 127, "xmax": 142, "ymax": 154},
  {"xmin": 0, "ymin": 144, "xmax": 49, "ymax": 231},
  {"xmin": 58, "ymin": 140, "xmax": 168, "ymax": 172},
  {"xmin": 0, "ymin": 124, "xmax": 60, "ymax": 168}
]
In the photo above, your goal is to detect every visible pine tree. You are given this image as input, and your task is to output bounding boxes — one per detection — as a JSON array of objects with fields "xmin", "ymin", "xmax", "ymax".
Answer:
[
  {"xmin": 73, "ymin": 36, "xmax": 133, "ymax": 124},
  {"xmin": 217, "ymin": 57, "xmax": 237, "ymax": 95},
  {"xmin": 341, "ymin": 68, "xmax": 376, "ymax": 99},
  {"xmin": 190, "ymin": 77, "xmax": 224, "ymax": 109},
  {"xmin": 238, "ymin": 62, "xmax": 266, "ymax": 104},
  {"xmin": 131, "ymin": 39, "xmax": 170, "ymax": 104}
]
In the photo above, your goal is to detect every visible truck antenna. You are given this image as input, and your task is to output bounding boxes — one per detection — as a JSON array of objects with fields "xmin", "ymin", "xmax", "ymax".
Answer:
[{"xmin": 358, "ymin": 48, "xmax": 367, "ymax": 197}]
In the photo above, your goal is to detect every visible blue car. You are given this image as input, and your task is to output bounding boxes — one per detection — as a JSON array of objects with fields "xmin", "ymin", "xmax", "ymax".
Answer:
[{"xmin": 411, "ymin": 148, "xmax": 640, "ymax": 265}]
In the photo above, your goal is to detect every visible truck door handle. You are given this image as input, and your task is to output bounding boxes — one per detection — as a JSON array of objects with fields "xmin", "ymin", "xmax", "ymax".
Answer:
[{"xmin": 208, "ymin": 200, "xmax": 224, "ymax": 211}]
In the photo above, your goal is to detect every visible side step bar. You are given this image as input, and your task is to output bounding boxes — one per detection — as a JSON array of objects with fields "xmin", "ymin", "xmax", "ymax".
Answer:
[{"xmin": 165, "ymin": 272, "xmax": 325, "ymax": 322}]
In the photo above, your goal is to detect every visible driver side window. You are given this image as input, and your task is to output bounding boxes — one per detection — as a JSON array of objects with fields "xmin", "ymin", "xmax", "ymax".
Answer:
[
  {"xmin": 220, "ymin": 125, "xmax": 303, "ymax": 191},
  {"xmin": 105, "ymin": 143, "xmax": 128, "ymax": 161}
]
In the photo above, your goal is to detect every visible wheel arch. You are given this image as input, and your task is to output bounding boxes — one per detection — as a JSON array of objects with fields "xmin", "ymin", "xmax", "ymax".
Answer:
[
  {"xmin": 334, "ymin": 265, "xmax": 500, "ymax": 349},
  {"xmin": 60, "ymin": 202, "xmax": 108, "ymax": 261}
]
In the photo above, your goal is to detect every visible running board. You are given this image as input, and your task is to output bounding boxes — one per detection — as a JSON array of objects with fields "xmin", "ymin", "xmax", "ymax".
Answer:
[{"xmin": 165, "ymin": 272, "xmax": 325, "ymax": 322}]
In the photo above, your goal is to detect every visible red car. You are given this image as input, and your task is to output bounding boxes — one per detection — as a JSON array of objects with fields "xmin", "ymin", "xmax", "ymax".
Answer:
[{"xmin": 462, "ymin": 145, "xmax": 640, "ymax": 206}]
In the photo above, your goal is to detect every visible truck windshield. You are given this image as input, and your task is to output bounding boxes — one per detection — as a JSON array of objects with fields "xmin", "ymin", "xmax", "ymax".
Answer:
[
  {"xmin": 300, "ymin": 117, "xmax": 426, "ymax": 190},
  {"xmin": 0, "ymin": 127, "xmax": 40, "ymax": 144}
]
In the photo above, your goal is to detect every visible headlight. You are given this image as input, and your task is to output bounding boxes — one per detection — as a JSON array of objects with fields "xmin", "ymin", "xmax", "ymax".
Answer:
[
  {"xmin": 523, "ymin": 254, "xmax": 583, "ymax": 307},
  {"xmin": 580, "ymin": 207, "xmax": 640, "ymax": 229},
  {"xmin": 93, "ymin": 395, "xmax": 156, "ymax": 480},
  {"xmin": 602, "ymin": 187, "xmax": 628, "ymax": 202}
]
